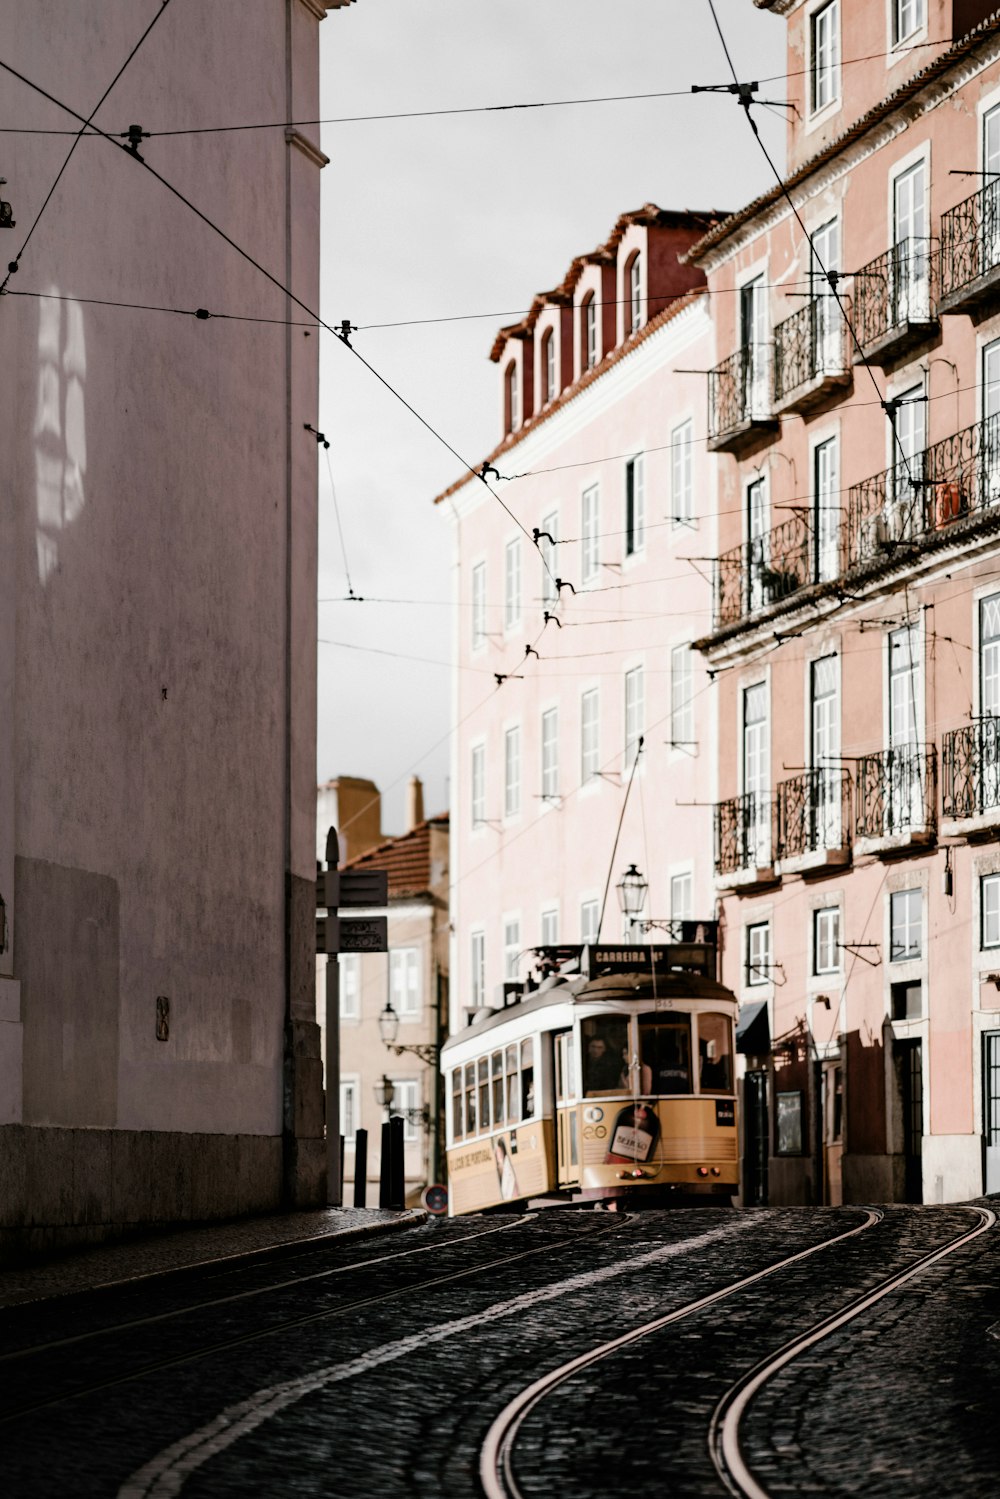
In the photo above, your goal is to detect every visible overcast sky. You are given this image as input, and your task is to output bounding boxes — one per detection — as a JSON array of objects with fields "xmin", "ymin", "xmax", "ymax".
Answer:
[{"xmin": 316, "ymin": 0, "xmax": 786, "ymax": 835}]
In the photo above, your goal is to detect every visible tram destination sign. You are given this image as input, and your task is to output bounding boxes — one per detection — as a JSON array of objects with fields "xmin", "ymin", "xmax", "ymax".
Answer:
[{"xmin": 584, "ymin": 934, "xmax": 716, "ymax": 978}]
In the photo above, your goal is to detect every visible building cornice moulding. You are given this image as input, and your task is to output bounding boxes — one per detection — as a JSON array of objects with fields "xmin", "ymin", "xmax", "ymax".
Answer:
[{"xmin": 698, "ymin": 32, "xmax": 1000, "ymax": 273}]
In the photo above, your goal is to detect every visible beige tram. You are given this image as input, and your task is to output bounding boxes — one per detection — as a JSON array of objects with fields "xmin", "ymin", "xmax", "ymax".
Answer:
[{"xmin": 443, "ymin": 934, "xmax": 739, "ymax": 1214}]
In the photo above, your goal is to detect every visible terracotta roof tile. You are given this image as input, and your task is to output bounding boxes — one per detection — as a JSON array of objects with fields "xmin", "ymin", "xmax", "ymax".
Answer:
[{"xmin": 342, "ymin": 814, "xmax": 448, "ymax": 899}]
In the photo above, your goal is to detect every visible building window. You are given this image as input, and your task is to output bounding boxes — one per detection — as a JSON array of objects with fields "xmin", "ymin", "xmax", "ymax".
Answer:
[
  {"xmin": 340, "ymin": 1078, "xmax": 359, "ymax": 1142},
  {"xmin": 746, "ymin": 922, "xmax": 771, "ymax": 986},
  {"xmin": 390, "ymin": 947, "xmax": 420, "ymax": 1018},
  {"xmin": 392, "ymin": 1078, "xmax": 420, "ymax": 1143},
  {"xmin": 541, "ymin": 908, "xmax": 559, "ymax": 945},
  {"xmin": 813, "ymin": 436, "xmax": 839, "ymax": 582},
  {"xmin": 625, "ymin": 453, "xmax": 645, "ymax": 556},
  {"xmin": 580, "ymin": 899, "xmax": 599, "ymax": 943},
  {"xmin": 504, "ymin": 537, "xmax": 521, "ymax": 630},
  {"xmin": 503, "ymin": 917, "xmax": 521, "ymax": 981},
  {"xmin": 581, "ymin": 484, "xmax": 600, "ymax": 584},
  {"xmin": 504, "ymin": 725, "xmax": 521, "ymax": 819},
  {"xmin": 470, "ymin": 930, "xmax": 485, "ymax": 1008},
  {"xmin": 743, "ymin": 681, "xmax": 770, "ymax": 865},
  {"xmin": 581, "ymin": 687, "xmax": 600, "ymax": 783},
  {"xmin": 471, "ymin": 743, "xmax": 485, "ymax": 829},
  {"xmin": 624, "ymin": 666, "xmax": 644, "ymax": 767},
  {"xmin": 471, "ymin": 561, "xmax": 486, "ymax": 651},
  {"xmin": 890, "ymin": 889, "xmax": 921, "ymax": 962},
  {"xmin": 813, "ymin": 907, "xmax": 840, "ymax": 975},
  {"xmin": 811, "ymin": 1, "xmax": 839, "ymax": 114},
  {"xmin": 983, "ymin": 874, "xmax": 1000, "ymax": 949},
  {"xmin": 670, "ymin": 645, "xmax": 694, "ymax": 750},
  {"xmin": 670, "ymin": 871, "xmax": 693, "ymax": 923},
  {"xmin": 339, "ymin": 954, "xmax": 360, "ymax": 1019},
  {"xmin": 671, "ymin": 420, "xmax": 694, "ymax": 527},
  {"xmin": 540, "ymin": 509, "xmax": 558, "ymax": 605},
  {"xmin": 504, "ymin": 360, "xmax": 519, "ymax": 433},
  {"xmin": 541, "ymin": 707, "xmax": 559, "ymax": 802},
  {"xmin": 628, "ymin": 252, "xmax": 642, "ymax": 333},
  {"xmin": 542, "ymin": 328, "xmax": 556, "ymax": 404},
  {"xmin": 891, "ymin": 980, "xmax": 922, "ymax": 1021},
  {"xmin": 892, "ymin": 0, "xmax": 924, "ymax": 46},
  {"xmin": 583, "ymin": 292, "xmax": 597, "ymax": 370}
]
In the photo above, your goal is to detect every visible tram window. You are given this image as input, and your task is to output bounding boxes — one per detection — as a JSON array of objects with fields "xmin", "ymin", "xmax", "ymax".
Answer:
[
  {"xmin": 464, "ymin": 1062, "xmax": 477, "ymax": 1135},
  {"xmin": 581, "ymin": 1015, "xmax": 630, "ymax": 1094},
  {"xmin": 640, "ymin": 1014, "xmax": 692, "ymax": 1094},
  {"xmin": 506, "ymin": 1044, "xmax": 520, "ymax": 1123},
  {"xmin": 521, "ymin": 1039, "xmax": 535, "ymax": 1117},
  {"xmin": 698, "ymin": 1013, "xmax": 733, "ymax": 1094},
  {"xmin": 492, "ymin": 1051, "xmax": 505, "ymax": 1126},
  {"xmin": 452, "ymin": 1069, "xmax": 463, "ymax": 1141},
  {"xmin": 555, "ymin": 1031, "xmax": 575, "ymax": 1102},
  {"xmin": 478, "ymin": 1057, "xmax": 491, "ymax": 1132}
]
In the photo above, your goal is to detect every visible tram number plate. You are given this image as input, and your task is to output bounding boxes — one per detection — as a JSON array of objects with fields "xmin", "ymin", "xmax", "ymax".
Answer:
[{"xmin": 715, "ymin": 1100, "xmax": 736, "ymax": 1126}]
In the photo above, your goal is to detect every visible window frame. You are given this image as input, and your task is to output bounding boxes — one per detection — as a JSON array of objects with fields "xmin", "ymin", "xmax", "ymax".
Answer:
[
  {"xmin": 813, "ymin": 906, "xmax": 841, "ymax": 976},
  {"xmin": 581, "ymin": 483, "xmax": 600, "ymax": 585},
  {"xmin": 470, "ymin": 929, "xmax": 485, "ymax": 1008},
  {"xmin": 541, "ymin": 705, "xmax": 559, "ymax": 803},
  {"xmin": 810, "ymin": 0, "xmax": 840, "ymax": 118},
  {"xmin": 389, "ymin": 946, "xmax": 421, "ymax": 1019},
  {"xmin": 889, "ymin": 888, "xmax": 922, "ymax": 962},
  {"xmin": 504, "ymin": 723, "xmax": 521, "ymax": 820},
  {"xmin": 891, "ymin": 0, "xmax": 925, "ymax": 49},
  {"xmin": 339, "ymin": 952, "xmax": 361, "ymax": 1021},
  {"xmin": 504, "ymin": 536, "xmax": 521, "ymax": 632},
  {"xmin": 746, "ymin": 921, "xmax": 771, "ymax": 987},
  {"xmin": 671, "ymin": 419, "xmax": 694, "ymax": 528},
  {"xmin": 983, "ymin": 873, "xmax": 1000, "ymax": 949},
  {"xmin": 470, "ymin": 741, "xmax": 486, "ymax": 830},
  {"xmin": 624, "ymin": 664, "xmax": 645, "ymax": 768},
  {"xmin": 471, "ymin": 561, "xmax": 487, "ymax": 652},
  {"xmin": 625, "ymin": 452, "xmax": 645, "ymax": 557},
  {"xmin": 580, "ymin": 685, "xmax": 600, "ymax": 785},
  {"xmin": 392, "ymin": 1078, "xmax": 421, "ymax": 1143},
  {"xmin": 340, "ymin": 1076, "xmax": 360, "ymax": 1144},
  {"xmin": 670, "ymin": 644, "xmax": 695, "ymax": 751}
]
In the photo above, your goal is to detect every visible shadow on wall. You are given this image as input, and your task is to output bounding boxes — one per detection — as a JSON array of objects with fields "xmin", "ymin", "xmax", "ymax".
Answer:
[{"xmin": 34, "ymin": 289, "xmax": 86, "ymax": 585}]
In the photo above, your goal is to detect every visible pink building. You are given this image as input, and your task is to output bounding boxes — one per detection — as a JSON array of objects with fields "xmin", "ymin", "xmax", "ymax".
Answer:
[
  {"xmin": 694, "ymin": 0, "xmax": 1000, "ymax": 1205},
  {"xmin": 436, "ymin": 207, "xmax": 726, "ymax": 1037}
]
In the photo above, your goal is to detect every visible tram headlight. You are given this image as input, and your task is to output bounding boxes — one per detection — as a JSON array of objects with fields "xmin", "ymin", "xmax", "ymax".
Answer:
[
  {"xmin": 697, "ymin": 1166, "xmax": 709, "ymax": 1177},
  {"xmin": 710, "ymin": 1167, "xmax": 721, "ymax": 1177}
]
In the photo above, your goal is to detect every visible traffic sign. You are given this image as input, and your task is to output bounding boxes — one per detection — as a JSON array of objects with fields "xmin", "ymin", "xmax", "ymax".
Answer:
[
  {"xmin": 421, "ymin": 1183, "xmax": 448, "ymax": 1215},
  {"xmin": 339, "ymin": 916, "xmax": 388, "ymax": 952},
  {"xmin": 339, "ymin": 869, "xmax": 389, "ymax": 908}
]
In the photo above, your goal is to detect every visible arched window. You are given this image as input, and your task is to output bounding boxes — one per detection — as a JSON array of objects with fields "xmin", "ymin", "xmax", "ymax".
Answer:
[
  {"xmin": 505, "ymin": 360, "xmax": 519, "ymax": 433},
  {"xmin": 542, "ymin": 328, "xmax": 556, "ymax": 405},
  {"xmin": 582, "ymin": 293, "xmax": 597, "ymax": 371},
  {"xmin": 628, "ymin": 252, "xmax": 643, "ymax": 333}
]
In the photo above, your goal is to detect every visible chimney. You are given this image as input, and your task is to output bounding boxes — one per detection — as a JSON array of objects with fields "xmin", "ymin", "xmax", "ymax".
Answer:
[{"xmin": 407, "ymin": 775, "xmax": 424, "ymax": 831}]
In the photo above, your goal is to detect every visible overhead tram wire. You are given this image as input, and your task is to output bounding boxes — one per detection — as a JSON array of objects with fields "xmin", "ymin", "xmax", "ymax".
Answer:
[
  {"xmin": 0, "ymin": 55, "xmax": 553, "ymax": 587},
  {"xmin": 702, "ymin": 0, "xmax": 917, "ymax": 487},
  {"xmin": 0, "ymin": 39, "xmax": 950, "ymax": 138},
  {"xmin": 0, "ymin": 0, "xmax": 173, "ymax": 295}
]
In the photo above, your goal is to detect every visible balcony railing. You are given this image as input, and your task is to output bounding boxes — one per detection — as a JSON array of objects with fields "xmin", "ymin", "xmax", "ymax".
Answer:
[
  {"xmin": 942, "ymin": 717, "xmax": 1000, "ymax": 821},
  {"xmin": 847, "ymin": 412, "xmax": 1000, "ymax": 573},
  {"xmin": 773, "ymin": 296, "xmax": 851, "ymax": 412},
  {"xmin": 715, "ymin": 791, "xmax": 774, "ymax": 877},
  {"xmin": 714, "ymin": 510, "xmax": 842, "ymax": 629},
  {"xmin": 852, "ymin": 238, "xmax": 936, "ymax": 361},
  {"xmin": 777, "ymin": 768, "xmax": 851, "ymax": 861},
  {"xmin": 707, "ymin": 343, "xmax": 776, "ymax": 452},
  {"xmin": 855, "ymin": 745, "xmax": 936, "ymax": 843},
  {"xmin": 939, "ymin": 179, "xmax": 1000, "ymax": 312}
]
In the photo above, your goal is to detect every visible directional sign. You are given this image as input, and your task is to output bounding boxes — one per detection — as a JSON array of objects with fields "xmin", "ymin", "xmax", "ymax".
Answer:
[
  {"xmin": 339, "ymin": 869, "xmax": 388, "ymax": 908},
  {"xmin": 339, "ymin": 916, "xmax": 388, "ymax": 953}
]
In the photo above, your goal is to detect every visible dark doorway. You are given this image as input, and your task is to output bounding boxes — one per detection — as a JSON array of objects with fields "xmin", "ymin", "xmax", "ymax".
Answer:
[
  {"xmin": 744, "ymin": 1069, "xmax": 769, "ymax": 1206},
  {"xmin": 984, "ymin": 1031, "xmax": 1000, "ymax": 1195},
  {"xmin": 894, "ymin": 1039, "xmax": 923, "ymax": 1203}
]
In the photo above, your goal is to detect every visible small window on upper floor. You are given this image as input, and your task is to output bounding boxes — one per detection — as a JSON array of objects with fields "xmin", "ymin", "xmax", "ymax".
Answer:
[
  {"xmin": 542, "ymin": 328, "xmax": 556, "ymax": 405},
  {"xmin": 504, "ymin": 360, "xmax": 519, "ymax": 434},
  {"xmin": 892, "ymin": 0, "xmax": 925, "ymax": 48},
  {"xmin": 810, "ymin": 1, "xmax": 839, "ymax": 116},
  {"xmin": 628, "ymin": 252, "xmax": 642, "ymax": 334},
  {"xmin": 582, "ymin": 293, "xmax": 597, "ymax": 371}
]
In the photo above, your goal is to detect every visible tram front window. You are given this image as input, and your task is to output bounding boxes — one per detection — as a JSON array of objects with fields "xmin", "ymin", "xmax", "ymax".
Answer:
[
  {"xmin": 640, "ymin": 1015, "xmax": 692, "ymax": 1095},
  {"xmin": 699, "ymin": 1013, "xmax": 733, "ymax": 1094},
  {"xmin": 582, "ymin": 1016, "xmax": 629, "ymax": 1095}
]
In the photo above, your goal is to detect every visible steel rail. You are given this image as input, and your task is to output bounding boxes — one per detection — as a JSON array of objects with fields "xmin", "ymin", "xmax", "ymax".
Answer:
[
  {"xmin": 480, "ymin": 1208, "xmax": 882, "ymax": 1499},
  {"xmin": 2, "ymin": 1214, "xmax": 627, "ymax": 1422},
  {"xmin": 710, "ymin": 1205, "xmax": 997, "ymax": 1499}
]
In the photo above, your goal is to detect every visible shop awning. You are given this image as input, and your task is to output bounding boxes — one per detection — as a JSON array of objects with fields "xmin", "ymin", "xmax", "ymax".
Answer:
[{"xmin": 736, "ymin": 999, "xmax": 770, "ymax": 1056}]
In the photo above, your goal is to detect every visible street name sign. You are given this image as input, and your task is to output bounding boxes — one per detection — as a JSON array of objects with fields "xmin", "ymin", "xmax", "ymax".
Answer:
[{"xmin": 339, "ymin": 916, "xmax": 388, "ymax": 952}]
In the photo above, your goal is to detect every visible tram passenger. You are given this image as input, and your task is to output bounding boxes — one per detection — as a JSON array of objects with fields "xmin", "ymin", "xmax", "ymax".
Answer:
[
  {"xmin": 585, "ymin": 1036, "xmax": 623, "ymax": 1092},
  {"xmin": 619, "ymin": 1049, "xmax": 654, "ymax": 1094}
]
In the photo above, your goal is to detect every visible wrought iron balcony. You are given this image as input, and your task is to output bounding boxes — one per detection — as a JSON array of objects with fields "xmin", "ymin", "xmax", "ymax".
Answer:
[
  {"xmin": 939, "ymin": 179, "xmax": 1000, "ymax": 315},
  {"xmin": 715, "ymin": 792, "xmax": 775, "ymax": 884},
  {"xmin": 714, "ymin": 510, "xmax": 842, "ymax": 630},
  {"xmin": 942, "ymin": 717, "xmax": 1000, "ymax": 825},
  {"xmin": 852, "ymin": 238, "xmax": 937, "ymax": 365},
  {"xmin": 707, "ymin": 343, "xmax": 778, "ymax": 454},
  {"xmin": 776, "ymin": 768, "xmax": 851, "ymax": 869},
  {"xmin": 773, "ymin": 296, "xmax": 851, "ymax": 415},
  {"xmin": 855, "ymin": 745, "xmax": 936, "ymax": 847},
  {"xmin": 846, "ymin": 412, "xmax": 1000, "ymax": 575}
]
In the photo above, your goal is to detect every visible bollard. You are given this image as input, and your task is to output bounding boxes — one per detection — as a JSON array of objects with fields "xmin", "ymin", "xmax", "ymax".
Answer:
[
  {"xmin": 339, "ymin": 1135, "xmax": 345, "ymax": 1203},
  {"xmin": 379, "ymin": 1121, "xmax": 391, "ymax": 1208},
  {"xmin": 353, "ymin": 1128, "xmax": 368, "ymax": 1207},
  {"xmin": 389, "ymin": 1114, "xmax": 405, "ymax": 1210}
]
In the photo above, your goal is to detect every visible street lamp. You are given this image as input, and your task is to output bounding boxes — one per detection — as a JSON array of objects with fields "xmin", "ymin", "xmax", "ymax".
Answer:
[
  {"xmin": 374, "ymin": 1074, "xmax": 396, "ymax": 1115},
  {"xmin": 616, "ymin": 863, "xmax": 648, "ymax": 933},
  {"xmin": 378, "ymin": 998, "xmax": 441, "ymax": 1067}
]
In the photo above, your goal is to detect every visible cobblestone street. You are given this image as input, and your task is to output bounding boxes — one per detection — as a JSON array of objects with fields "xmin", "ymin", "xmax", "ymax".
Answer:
[{"xmin": 2, "ymin": 1203, "xmax": 999, "ymax": 1497}]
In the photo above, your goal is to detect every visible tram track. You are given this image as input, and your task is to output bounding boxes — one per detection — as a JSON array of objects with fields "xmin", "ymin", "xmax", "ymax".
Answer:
[
  {"xmin": 479, "ymin": 1206, "xmax": 996, "ymax": 1499},
  {"xmin": 1, "ymin": 1212, "xmax": 627, "ymax": 1423}
]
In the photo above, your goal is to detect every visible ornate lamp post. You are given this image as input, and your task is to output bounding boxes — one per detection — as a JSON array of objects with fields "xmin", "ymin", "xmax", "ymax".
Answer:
[{"xmin": 616, "ymin": 863, "xmax": 649, "ymax": 935}]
